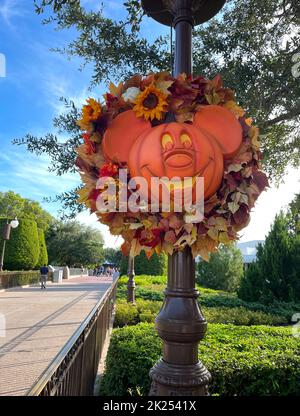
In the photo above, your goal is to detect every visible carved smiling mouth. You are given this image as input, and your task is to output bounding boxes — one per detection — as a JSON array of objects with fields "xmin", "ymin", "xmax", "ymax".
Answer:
[
  {"xmin": 164, "ymin": 150, "xmax": 193, "ymax": 169},
  {"xmin": 141, "ymin": 156, "xmax": 213, "ymax": 179}
]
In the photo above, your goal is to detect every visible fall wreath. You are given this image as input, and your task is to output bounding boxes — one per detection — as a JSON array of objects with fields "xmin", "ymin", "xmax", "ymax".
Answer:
[{"xmin": 75, "ymin": 72, "xmax": 268, "ymax": 260}]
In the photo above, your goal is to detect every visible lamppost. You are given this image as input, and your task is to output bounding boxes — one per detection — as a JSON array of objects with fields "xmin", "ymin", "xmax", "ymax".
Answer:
[
  {"xmin": 127, "ymin": 256, "xmax": 136, "ymax": 304},
  {"xmin": 141, "ymin": 0, "xmax": 226, "ymax": 396},
  {"xmin": 0, "ymin": 218, "xmax": 19, "ymax": 272}
]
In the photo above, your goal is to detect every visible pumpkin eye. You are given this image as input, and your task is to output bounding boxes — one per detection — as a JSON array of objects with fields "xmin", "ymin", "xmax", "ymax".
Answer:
[
  {"xmin": 161, "ymin": 134, "xmax": 174, "ymax": 151},
  {"xmin": 180, "ymin": 133, "xmax": 192, "ymax": 148}
]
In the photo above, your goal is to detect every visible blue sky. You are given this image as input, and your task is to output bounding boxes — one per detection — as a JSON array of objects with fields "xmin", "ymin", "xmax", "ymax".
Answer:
[{"xmin": 0, "ymin": 0, "xmax": 299, "ymax": 247}]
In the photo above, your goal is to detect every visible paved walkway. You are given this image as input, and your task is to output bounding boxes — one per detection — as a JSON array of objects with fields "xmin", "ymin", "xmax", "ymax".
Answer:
[{"xmin": 0, "ymin": 275, "xmax": 113, "ymax": 396}]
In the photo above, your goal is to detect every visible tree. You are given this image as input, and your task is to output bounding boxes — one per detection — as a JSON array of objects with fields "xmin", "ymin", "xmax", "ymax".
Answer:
[
  {"xmin": 197, "ymin": 244, "xmax": 244, "ymax": 292},
  {"xmin": 13, "ymin": 0, "xmax": 300, "ymax": 217},
  {"xmin": 0, "ymin": 191, "xmax": 54, "ymax": 231},
  {"xmin": 120, "ymin": 251, "xmax": 167, "ymax": 276},
  {"xmin": 238, "ymin": 205, "xmax": 300, "ymax": 302},
  {"xmin": 103, "ymin": 247, "xmax": 122, "ymax": 267},
  {"xmin": 37, "ymin": 228, "xmax": 49, "ymax": 268},
  {"xmin": 46, "ymin": 220, "xmax": 104, "ymax": 267},
  {"xmin": 0, "ymin": 218, "xmax": 40, "ymax": 270}
]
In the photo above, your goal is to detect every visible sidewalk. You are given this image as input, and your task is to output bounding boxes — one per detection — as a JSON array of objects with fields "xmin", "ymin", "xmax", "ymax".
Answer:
[{"xmin": 0, "ymin": 275, "xmax": 112, "ymax": 396}]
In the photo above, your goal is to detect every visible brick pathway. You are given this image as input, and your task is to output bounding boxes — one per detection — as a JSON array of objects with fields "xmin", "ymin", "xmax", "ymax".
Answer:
[{"xmin": 0, "ymin": 276, "xmax": 113, "ymax": 396}]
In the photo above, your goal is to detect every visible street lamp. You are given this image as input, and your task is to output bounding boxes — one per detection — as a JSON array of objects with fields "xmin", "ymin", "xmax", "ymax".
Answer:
[
  {"xmin": 0, "ymin": 218, "xmax": 19, "ymax": 272},
  {"xmin": 141, "ymin": 0, "xmax": 226, "ymax": 396}
]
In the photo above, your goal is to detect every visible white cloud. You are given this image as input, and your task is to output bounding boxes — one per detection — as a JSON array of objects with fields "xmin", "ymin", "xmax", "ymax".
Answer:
[
  {"xmin": 239, "ymin": 167, "xmax": 300, "ymax": 242},
  {"xmin": 0, "ymin": 0, "xmax": 24, "ymax": 28}
]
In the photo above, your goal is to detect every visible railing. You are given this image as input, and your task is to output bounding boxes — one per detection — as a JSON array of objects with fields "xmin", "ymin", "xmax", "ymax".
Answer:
[{"xmin": 27, "ymin": 279, "xmax": 118, "ymax": 396}]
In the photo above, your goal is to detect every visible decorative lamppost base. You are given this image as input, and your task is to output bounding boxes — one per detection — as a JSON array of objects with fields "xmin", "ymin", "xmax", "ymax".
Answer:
[{"xmin": 149, "ymin": 359, "xmax": 211, "ymax": 396}]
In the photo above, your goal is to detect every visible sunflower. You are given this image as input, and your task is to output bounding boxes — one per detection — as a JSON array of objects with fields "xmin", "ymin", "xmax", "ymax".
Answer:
[
  {"xmin": 77, "ymin": 98, "xmax": 102, "ymax": 130},
  {"xmin": 133, "ymin": 83, "xmax": 168, "ymax": 121}
]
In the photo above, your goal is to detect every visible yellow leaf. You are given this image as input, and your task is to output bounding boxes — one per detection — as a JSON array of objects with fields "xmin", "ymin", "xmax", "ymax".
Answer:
[
  {"xmin": 215, "ymin": 217, "xmax": 228, "ymax": 231},
  {"xmin": 77, "ymin": 187, "xmax": 90, "ymax": 204},
  {"xmin": 219, "ymin": 231, "xmax": 231, "ymax": 244},
  {"xmin": 109, "ymin": 81, "xmax": 124, "ymax": 97},
  {"xmin": 223, "ymin": 100, "xmax": 245, "ymax": 118},
  {"xmin": 249, "ymin": 126, "xmax": 260, "ymax": 150},
  {"xmin": 207, "ymin": 228, "xmax": 219, "ymax": 241}
]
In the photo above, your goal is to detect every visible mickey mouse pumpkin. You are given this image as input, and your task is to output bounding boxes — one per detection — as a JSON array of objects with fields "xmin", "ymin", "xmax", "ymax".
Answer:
[{"xmin": 102, "ymin": 105, "xmax": 243, "ymax": 201}]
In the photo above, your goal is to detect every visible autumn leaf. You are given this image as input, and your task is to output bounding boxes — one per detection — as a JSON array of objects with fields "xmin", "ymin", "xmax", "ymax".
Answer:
[
  {"xmin": 252, "ymin": 171, "xmax": 269, "ymax": 192},
  {"xmin": 109, "ymin": 81, "xmax": 124, "ymax": 97},
  {"xmin": 228, "ymin": 201, "xmax": 240, "ymax": 214},
  {"xmin": 227, "ymin": 163, "xmax": 243, "ymax": 173},
  {"xmin": 223, "ymin": 100, "xmax": 245, "ymax": 118}
]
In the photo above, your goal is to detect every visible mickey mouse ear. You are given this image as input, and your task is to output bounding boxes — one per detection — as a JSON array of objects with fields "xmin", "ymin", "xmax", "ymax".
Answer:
[
  {"xmin": 102, "ymin": 110, "xmax": 151, "ymax": 164},
  {"xmin": 193, "ymin": 105, "xmax": 242, "ymax": 159}
]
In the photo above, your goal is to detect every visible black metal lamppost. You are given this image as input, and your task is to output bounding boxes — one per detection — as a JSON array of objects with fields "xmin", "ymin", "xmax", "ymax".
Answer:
[
  {"xmin": 141, "ymin": 0, "xmax": 226, "ymax": 396},
  {"xmin": 127, "ymin": 256, "xmax": 136, "ymax": 304},
  {"xmin": 0, "ymin": 218, "xmax": 19, "ymax": 272}
]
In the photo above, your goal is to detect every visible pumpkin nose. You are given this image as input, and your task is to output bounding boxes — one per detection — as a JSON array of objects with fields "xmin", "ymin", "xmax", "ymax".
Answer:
[{"xmin": 165, "ymin": 151, "xmax": 193, "ymax": 168}]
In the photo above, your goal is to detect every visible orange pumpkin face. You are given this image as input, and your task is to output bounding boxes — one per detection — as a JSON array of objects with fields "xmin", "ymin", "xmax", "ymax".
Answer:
[
  {"xmin": 102, "ymin": 106, "xmax": 242, "ymax": 202},
  {"xmin": 128, "ymin": 122, "xmax": 223, "ymax": 201}
]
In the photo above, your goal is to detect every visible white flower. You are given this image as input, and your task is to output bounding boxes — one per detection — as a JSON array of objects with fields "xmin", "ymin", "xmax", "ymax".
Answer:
[{"xmin": 122, "ymin": 87, "xmax": 141, "ymax": 103}]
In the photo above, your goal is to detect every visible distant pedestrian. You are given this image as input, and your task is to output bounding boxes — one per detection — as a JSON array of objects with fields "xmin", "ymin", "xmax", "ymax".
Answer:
[
  {"xmin": 80, "ymin": 265, "xmax": 84, "ymax": 277},
  {"xmin": 40, "ymin": 264, "xmax": 49, "ymax": 290},
  {"xmin": 112, "ymin": 268, "xmax": 120, "ymax": 281}
]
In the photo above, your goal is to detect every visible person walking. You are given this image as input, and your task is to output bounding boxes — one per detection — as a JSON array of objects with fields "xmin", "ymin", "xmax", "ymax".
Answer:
[
  {"xmin": 40, "ymin": 264, "xmax": 49, "ymax": 290},
  {"xmin": 112, "ymin": 267, "xmax": 120, "ymax": 281}
]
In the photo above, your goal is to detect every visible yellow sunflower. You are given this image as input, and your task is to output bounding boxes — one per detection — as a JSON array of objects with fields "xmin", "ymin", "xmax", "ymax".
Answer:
[
  {"xmin": 77, "ymin": 98, "xmax": 102, "ymax": 130},
  {"xmin": 133, "ymin": 83, "xmax": 168, "ymax": 121}
]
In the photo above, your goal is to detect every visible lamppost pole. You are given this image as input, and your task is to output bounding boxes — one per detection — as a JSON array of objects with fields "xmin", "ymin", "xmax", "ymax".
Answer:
[
  {"xmin": 141, "ymin": 0, "xmax": 226, "ymax": 396},
  {"xmin": 127, "ymin": 256, "xmax": 136, "ymax": 304}
]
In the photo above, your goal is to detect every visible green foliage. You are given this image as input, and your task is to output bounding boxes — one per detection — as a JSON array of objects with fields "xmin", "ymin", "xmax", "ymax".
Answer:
[
  {"xmin": 0, "ymin": 218, "xmax": 40, "ymax": 271},
  {"xmin": 15, "ymin": 1, "xmax": 300, "ymax": 216},
  {"xmin": 36, "ymin": 229, "xmax": 48, "ymax": 268},
  {"xmin": 0, "ymin": 191, "xmax": 54, "ymax": 231},
  {"xmin": 0, "ymin": 270, "xmax": 41, "ymax": 289},
  {"xmin": 118, "ymin": 274, "xmax": 167, "ymax": 286},
  {"xmin": 46, "ymin": 220, "xmax": 104, "ymax": 267},
  {"xmin": 114, "ymin": 299, "xmax": 287, "ymax": 328},
  {"xmin": 116, "ymin": 275, "xmax": 300, "ymax": 321},
  {"xmin": 197, "ymin": 244, "xmax": 244, "ymax": 292},
  {"xmin": 103, "ymin": 248, "xmax": 122, "ymax": 267},
  {"xmin": 239, "ymin": 210, "xmax": 300, "ymax": 303},
  {"xmin": 120, "ymin": 252, "xmax": 167, "ymax": 276},
  {"xmin": 100, "ymin": 323, "xmax": 300, "ymax": 396}
]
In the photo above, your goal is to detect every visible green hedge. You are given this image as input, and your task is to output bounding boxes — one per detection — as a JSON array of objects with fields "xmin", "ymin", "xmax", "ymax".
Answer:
[
  {"xmin": 0, "ymin": 270, "xmax": 40, "ymax": 289},
  {"xmin": 100, "ymin": 323, "xmax": 300, "ymax": 396},
  {"xmin": 36, "ymin": 228, "xmax": 48, "ymax": 268},
  {"xmin": 116, "ymin": 276, "xmax": 300, "ymax": 322},
  {"xmin": 114, "ymin": 299, "xmax": 288, "ymax": 327},
  {"xmin": 0, "ymin": 218, "xmax": 40, "ymax": 270}
]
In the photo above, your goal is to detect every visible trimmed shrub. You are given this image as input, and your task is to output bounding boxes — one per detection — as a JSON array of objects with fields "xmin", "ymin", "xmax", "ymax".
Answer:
[
  {"xmin": 114, "ymin": 302, "xmax": 139, "ymax": 327},
  {"xmin": 100, "ymin": 323, "xmax": 300, "ymax": 396},
  {"xmin": 0, "ymin": 270, "xmax": 40, "ymax": 289},
  {"xmin": 116, "ymin": 277, "xmax": 299, "ymax": 322},
  {"xmin": 36, "ymin": 228, "xmax": 48, "ymax": 268},
  {"xmin": 114, "ymin": 300, "xmax": 287, "ymax": 327},
  {"xmin": 0, "ymin": 218, "xmax": 40, "ymax": 270}
]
